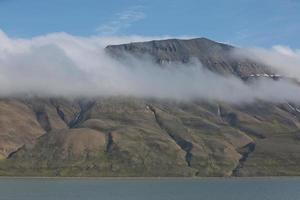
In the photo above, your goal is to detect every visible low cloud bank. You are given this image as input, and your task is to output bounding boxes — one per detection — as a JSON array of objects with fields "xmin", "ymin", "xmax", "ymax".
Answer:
[
  {"xmin": 233, "ymin": 45, "xmax": 300, "ymax": 79},
  {"xmin": 0, "ymin": 30, "xmax": 300, "ymax": 103}
]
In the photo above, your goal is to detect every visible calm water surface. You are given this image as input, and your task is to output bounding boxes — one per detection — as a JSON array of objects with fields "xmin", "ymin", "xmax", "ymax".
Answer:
[{"xmin": 0, "ymin": 177, "xmax": 299, "ymax": 200}]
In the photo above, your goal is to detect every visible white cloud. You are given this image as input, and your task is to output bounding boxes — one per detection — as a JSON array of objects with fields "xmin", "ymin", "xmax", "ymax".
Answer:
[
  {"xmin": 97, "ymin": 6, "xmax": 146, "ymax": 35},
  {"xmin": 1, "ymin": 30, "xmax": 300, "ymax": 103},
  {"xmin": 233, "ymin": 45, "xmax": 300, "ymax": 80}
]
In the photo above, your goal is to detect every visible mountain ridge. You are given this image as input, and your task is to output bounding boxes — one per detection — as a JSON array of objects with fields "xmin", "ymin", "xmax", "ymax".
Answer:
[{"xmin": 105, "ymin": 37, "xmax": 273, "ymax": 78}]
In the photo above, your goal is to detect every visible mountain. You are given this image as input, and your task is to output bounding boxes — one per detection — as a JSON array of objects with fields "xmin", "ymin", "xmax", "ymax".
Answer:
[
  {"xmin": 1, "ymin": 38, "xmax": 300, "ymax": 177},
  {"xmin": 106, "ymin": 38, "xmax": 273, "ymax": 78}
]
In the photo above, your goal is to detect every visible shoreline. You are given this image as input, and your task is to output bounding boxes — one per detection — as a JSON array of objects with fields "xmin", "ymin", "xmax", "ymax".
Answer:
[{"xmin": 0, "ymin": 176, "xmax": 299, "ymax": 180}]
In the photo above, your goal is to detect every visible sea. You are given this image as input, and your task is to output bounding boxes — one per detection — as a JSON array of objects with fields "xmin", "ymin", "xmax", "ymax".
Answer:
[{"xmin": 0, "ymin": 177, "xmax": 299, "ymax": 200}]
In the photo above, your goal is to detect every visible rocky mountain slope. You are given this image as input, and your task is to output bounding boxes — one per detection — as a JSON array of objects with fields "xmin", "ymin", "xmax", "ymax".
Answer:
[
  {"xmin": 1, "ymin": 38, "xmax": 300, "ymax": 177},
  {"xmin": 106, "ymin": 38, "xmax": 273, "ymax": 78}
]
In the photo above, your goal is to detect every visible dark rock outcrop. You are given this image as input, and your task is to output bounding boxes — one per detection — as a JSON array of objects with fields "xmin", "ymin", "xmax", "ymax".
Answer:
[{"xmin": 106, "ymin": 38, "xmax": 272, "ymax": 77}]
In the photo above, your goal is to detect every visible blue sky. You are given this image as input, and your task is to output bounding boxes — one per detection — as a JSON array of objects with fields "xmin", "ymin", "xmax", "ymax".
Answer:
[{"xmin": 0, "ymin": 0, "xmax": 299, "ymax": 47}]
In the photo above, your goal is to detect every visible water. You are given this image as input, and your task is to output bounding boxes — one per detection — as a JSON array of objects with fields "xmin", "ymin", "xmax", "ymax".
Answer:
[{"xmin": 0, "ymin": 177, "xmax": 299, "ymax": 200}]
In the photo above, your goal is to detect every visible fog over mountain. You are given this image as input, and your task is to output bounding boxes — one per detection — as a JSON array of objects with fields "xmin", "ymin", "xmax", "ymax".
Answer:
[
  {"xmin": 2, "ymin": 30, "xmax": 300, "ymax": 177},
  {"xmin": 0, "ymin": 30, "xmax": 300, "ymax": 103},
  {"xmin": 233, "ymin": 46, "xmax": 300, "ymax": 80}
]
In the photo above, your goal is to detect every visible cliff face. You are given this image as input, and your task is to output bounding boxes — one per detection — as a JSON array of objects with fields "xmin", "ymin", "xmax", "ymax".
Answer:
[{"xmin": 1, "ymin": 38, "xmax": 300, "ymax": 177}]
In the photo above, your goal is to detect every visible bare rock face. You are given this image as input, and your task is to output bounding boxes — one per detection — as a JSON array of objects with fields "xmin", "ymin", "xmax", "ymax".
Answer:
[
  {"xmin": 1, "ymin": 38, "xmax": 300, "ymax": 177},
  {"xmin": 106, "ymin": 38, "xmax": 272, "ymax": 77}
]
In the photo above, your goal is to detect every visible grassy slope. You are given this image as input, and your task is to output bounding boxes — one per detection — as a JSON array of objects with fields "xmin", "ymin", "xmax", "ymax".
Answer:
[{"xmin": 1, "ymin": 98, "xmax": 300, "ymax": 177}]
